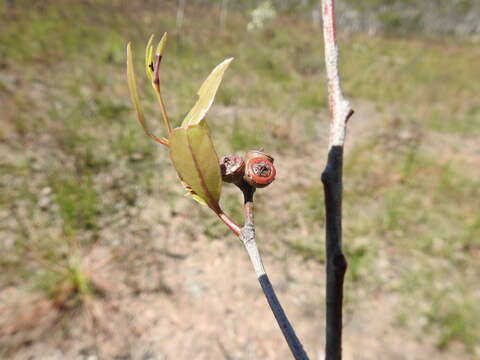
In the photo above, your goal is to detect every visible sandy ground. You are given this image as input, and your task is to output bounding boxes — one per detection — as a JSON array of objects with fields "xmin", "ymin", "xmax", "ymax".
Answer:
[
  {"xmin": 1, "ymin": 102, "xmax": 476, "ymax": 360},
  {"xmin": 1, "ymin": 200, "xmax": 468, "ymax": 360}
]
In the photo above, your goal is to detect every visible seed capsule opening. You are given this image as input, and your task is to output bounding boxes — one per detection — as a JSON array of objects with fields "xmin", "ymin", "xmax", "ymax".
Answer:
[
  {"xmin": 251, "ymin": 161, "xmax": 272, "ymax": 177},
  {"xmin": 220, "ymin": 154, "xmax": 245, "ymax": 183}
]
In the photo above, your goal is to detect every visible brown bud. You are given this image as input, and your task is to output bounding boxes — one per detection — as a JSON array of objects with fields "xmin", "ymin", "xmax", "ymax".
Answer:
[
  {"xmin": 220, "ymin": 154, "xmax": 245, "ymax": 183},
  {"xmin": 244, "ymin": 155, "xmax": 276, "ymax": 188}
]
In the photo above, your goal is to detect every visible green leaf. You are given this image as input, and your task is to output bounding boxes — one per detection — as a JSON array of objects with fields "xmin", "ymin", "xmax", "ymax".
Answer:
[
  {"xmin": 127, "ymin": 42, "xmax": 168, "ymax": 146},
  {"xmin": 127, "ymin": 42, "xmax": 148, "ymax": 136},
  {"xmin": 169, "ymin": 122, "xmax": 222, "ymax": 210},
  {"xmin": 181, "ymin": 58, "xmax": 234, "ymax": 127},
  {"xmin": 145, "ymin": 34, "xmax": 154, "ymax": 81},
  {"xmin": 156, "ymin": 32, "xmax": 167, "ymax": 57}
]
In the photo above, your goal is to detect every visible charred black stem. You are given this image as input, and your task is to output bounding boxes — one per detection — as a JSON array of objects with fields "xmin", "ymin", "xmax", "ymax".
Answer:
[
  {"xmin": 238, "ymin": 181, "xmax": 310, "ymax": 360},
  {"xmin": 321, "ymin": 145, "xmax": 348, "ymax": 360},
  {"xmin": 257, "ymin": 274, "xmax": 309, "ymax": 360}
]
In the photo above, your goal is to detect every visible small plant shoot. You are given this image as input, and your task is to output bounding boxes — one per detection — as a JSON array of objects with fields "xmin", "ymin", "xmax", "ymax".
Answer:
[
  {"xmin": 128, "ymin": 3, "xmax": 352, "ymax": 354},
  {"xmin": 126, "ymin": 33, "xmax": 310, "ymax": 359}
]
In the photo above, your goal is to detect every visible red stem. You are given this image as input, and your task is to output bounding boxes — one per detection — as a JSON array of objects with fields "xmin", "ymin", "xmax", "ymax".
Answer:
[{"xmin": 217, "ymin": 211, "xmax": 241, "ymax": 236}]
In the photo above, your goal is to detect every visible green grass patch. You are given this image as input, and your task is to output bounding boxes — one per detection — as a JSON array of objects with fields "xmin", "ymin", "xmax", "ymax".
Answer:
[{"xmin": 51, "ymin": 175, "xmax": 99, "ymax": 234}]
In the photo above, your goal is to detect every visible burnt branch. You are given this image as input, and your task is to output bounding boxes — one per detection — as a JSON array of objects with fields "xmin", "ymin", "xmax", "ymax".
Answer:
[
  {"xmin": 321, "ymin": 146, "xmax": 347, "ymax": 360},
  {"xmin": 238, "ymin": 182, "xmax": 310, "ymax": 360},
  {"xmin": 321, "ymin": 0, "xmax": 353, "ymax": 359}
]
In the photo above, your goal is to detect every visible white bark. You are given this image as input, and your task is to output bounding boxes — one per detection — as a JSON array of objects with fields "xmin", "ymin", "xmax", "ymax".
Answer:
[
  {"xmin": 321, "ymin": 0, "xmax": 352, "ymax": 147},
  {"xmin": 241, "ymin": 223, "xmax": 266, "ymax": 277}
]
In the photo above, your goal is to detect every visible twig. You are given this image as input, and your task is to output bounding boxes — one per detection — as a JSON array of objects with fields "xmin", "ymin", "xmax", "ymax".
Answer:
[
  {"xmin": 217, "ymin": 210, "xmax": 241, "ymax": 236},
  {"xmin": 238, "ymin": 182, "xmax": 310, "ymax": 360},
  {"xmin": 321, "ymin": 1, "xmax": 353, "ymax": 359}
]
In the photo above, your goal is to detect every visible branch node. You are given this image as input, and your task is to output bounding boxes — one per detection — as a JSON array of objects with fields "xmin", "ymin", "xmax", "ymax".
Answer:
[
  {"xmin": 332, "ymin": 253, "xmax": 347, "ymax": 274},
  {"xmin": 345, "ymin": 109, "xmax": 354, "ymax": 123},
  {"xmin": 240, "ymin": 223, "xmax": 255, "ymax": 245}
]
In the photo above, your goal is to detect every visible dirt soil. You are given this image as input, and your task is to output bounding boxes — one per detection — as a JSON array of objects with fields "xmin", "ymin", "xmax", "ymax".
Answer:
[
  {"xmin": 0, "ymin": 202, "xmax": 468, "ymax": 360},
  {"xmin": 1, "ymin": 101, "xmax": 475, "ymax": 360}
]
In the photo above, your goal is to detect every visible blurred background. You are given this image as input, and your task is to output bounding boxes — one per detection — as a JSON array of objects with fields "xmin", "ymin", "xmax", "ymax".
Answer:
[{"xmin": 1, "ymin": 0, "xmax": 479, "ymax": 359}]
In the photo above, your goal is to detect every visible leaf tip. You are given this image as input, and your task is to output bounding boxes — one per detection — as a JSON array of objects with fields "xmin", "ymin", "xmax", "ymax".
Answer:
[{"xmin": 156, "ymin": 32, "xmax": 168, "ymax": 57}]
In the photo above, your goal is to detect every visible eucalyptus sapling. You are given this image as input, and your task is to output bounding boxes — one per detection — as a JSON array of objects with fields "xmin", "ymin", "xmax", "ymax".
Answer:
[{"xmin": 127, "ymin": 33, "xmax": 309, "ymax": 359}]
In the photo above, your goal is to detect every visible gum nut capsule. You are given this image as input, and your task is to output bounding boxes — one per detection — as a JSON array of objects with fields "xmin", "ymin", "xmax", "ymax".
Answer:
[
  {"xmin": 220, "ymin": 154, "xmax": 245, "ymax": 183},
  {"xmin": 244, "ymin": 156, "xmax": 276, "ymax": 188}
]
